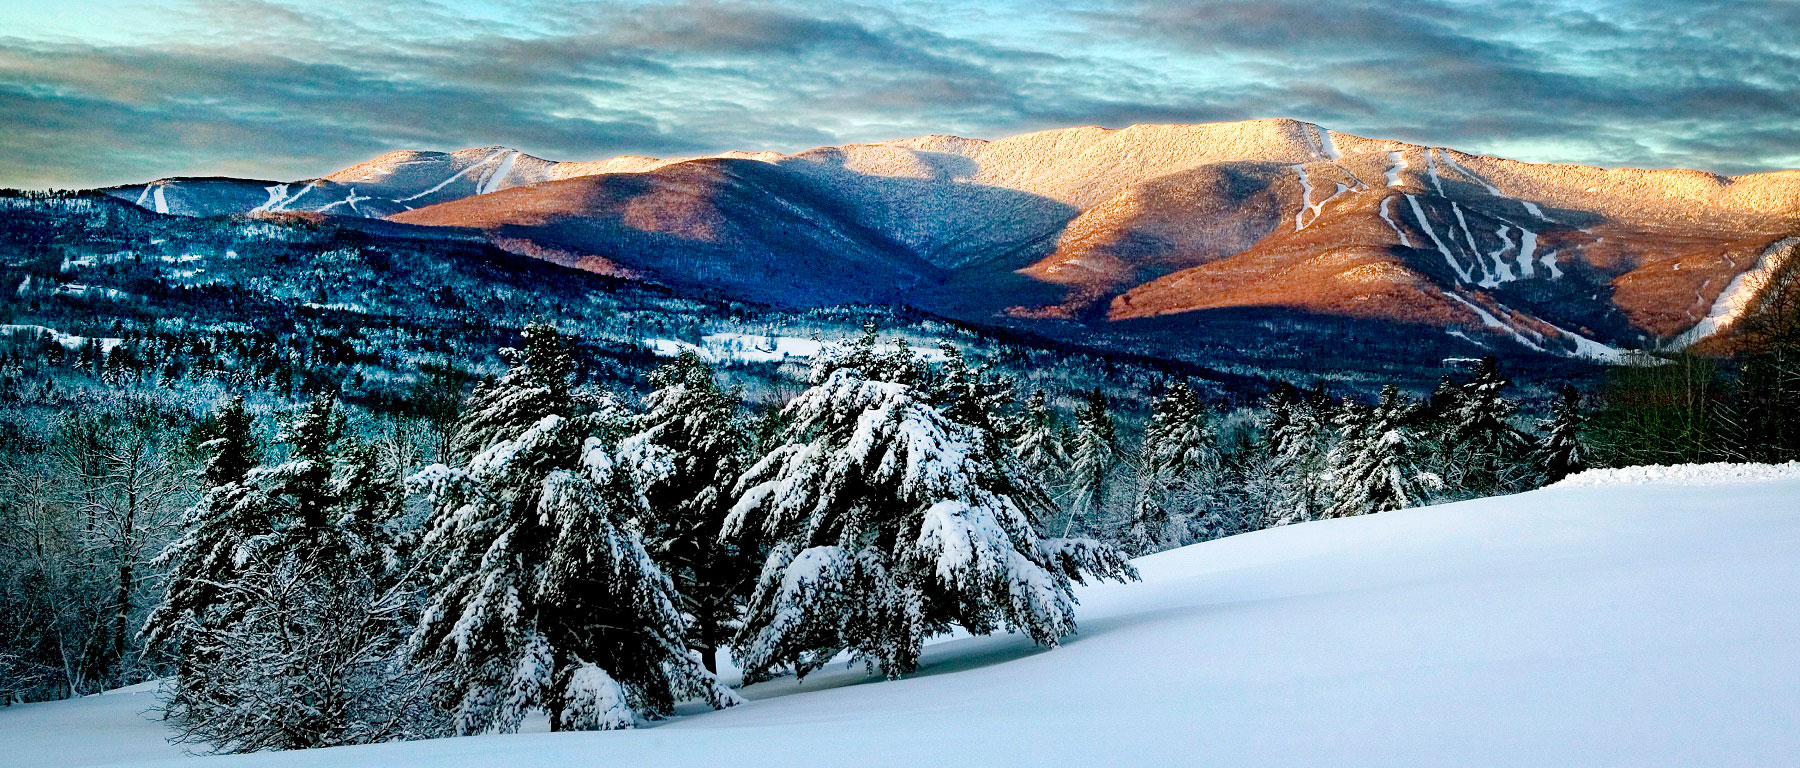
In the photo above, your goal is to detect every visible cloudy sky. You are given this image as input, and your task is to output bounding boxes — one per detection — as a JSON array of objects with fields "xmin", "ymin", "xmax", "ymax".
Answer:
[{"xmin": 3, "ymin": 0, "xmax": 1796, "ymax": 188}]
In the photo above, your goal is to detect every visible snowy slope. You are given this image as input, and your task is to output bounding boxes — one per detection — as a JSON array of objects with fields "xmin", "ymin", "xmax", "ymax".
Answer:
[{"xmin": 8, "ymin": 465, "xmax": 1800, "ymax": 767}]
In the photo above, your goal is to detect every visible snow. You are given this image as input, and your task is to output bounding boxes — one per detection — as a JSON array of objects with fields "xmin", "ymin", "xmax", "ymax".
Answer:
[
  {"xmin": 1553, "ymin": 462, "xmax": 1800, "ymax": 488},
  {"xmin": 0, "ymin": 323, "xmax": 125, "ymax": 352},
  {"xmin": 478, "ymin": 151, "xmax": 520, "ymax": 196},
  {"xmin": 1515, "ymin": 225, "xmax": 1539, "ymax": 278},
  {"xmin": 1377, "ymin": 196, "xmax": 1413, "ymax": 247},
  {"xmin": 1673, "ymin": 236, "xmax": 1800, "ymax": 348},
  {"xmin": 643, "ymin": 333, "xmax": 948, "ymax": 365},
  {"xmin": 1442, "ymin": 292, "xmax": 1544, "ymax": 351},
  {"xmin": 396, "ymin": 149, "xmax": 508, "ymax": 203},
  {"xmin": 1384, "ymin": 150, "xmax": 1407, "ymax": 186},
  {"xmin": 10, "ymin": 466, "xmax": 1800, "ymax": 766},
  {"xmin": 1407, "ymin": 195, "xmax": 1472, "ymax": 283},
  {"xmin": 152, "ymin": 186, "xmax": 169, "ymax": 215}
]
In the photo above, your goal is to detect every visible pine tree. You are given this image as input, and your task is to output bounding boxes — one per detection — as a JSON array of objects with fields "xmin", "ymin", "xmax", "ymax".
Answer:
[
  {"xmin": 727, "ymin": 367, "xmax": 1137, "ymax": 682},
  {"xmin": 1323, "ymin": 387, "xmax": 1443, "ymax": 518},
  {"xmin": 410, "ymin": 324, "xmax": 738, "ymax": 734},
  {"xmin": 625, "ymin": 351, "xmax": 757, "ymax": 674},
  {"xmin": 1117, "ymin": 381, "xmax": 1218, "ymax": 553},
  {"xmin": 1261, "ymin": 385, "xmax": 1332, "ymax": 526},
  {"xmin": 141, "ymin": 398, "xmax": 266, "ymax": 657},
  {"xmin": 200, "ymin": 395, "xmax": 258, "ymax": 489},
  {"xmin": 149, "ymin": 397, "xmax": 436, "ymax": 753},
  {"xmin": 1011, "ymin": 389, "xmax": 1065, "ymax": 488},
  {"xmin": 1064, "ymin": 389, "xmax": 1117, "ymax": 537},
  {"xmin": 1536, "ymin": 384, "xmax": 1586, "ymax": 484},
  {"xmin": 1437, "ymin": 357, "xmax": 1532, "ymax": 496}
]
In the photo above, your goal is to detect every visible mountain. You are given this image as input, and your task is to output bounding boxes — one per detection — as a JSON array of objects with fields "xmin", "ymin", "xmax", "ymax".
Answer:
[
  {"xmin": 99, "ymin": 119, "xmax": 1800, "ymax": 364},
  {"xmin": 9, "ymin": 463, "xmax": 1800, "ymax": 767}
]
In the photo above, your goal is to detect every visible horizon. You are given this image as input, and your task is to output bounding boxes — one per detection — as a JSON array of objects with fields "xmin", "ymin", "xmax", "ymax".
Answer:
[{"xmin": 3, "ymin": 0, "xmax": 1797, "ymax": 188}]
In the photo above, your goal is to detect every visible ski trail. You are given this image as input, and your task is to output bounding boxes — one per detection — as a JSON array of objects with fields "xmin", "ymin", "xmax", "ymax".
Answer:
[
  {"xmin": 1385, "ymin": 151, "xmax": 1408, "ymax": 186},
  {"xmin": 1541, "ymin": 249, "xmax": 1562, "ymax": 279},
  {"xmin": 1516, "ymin": 227, "xmax": 1539, "ymax": 278},
  {"xmin": 1379, "ymin": 196, "xmax": 1414, "ymax": 247},
  {"xmin": 253, "ymin": 183, "xmax": 292, "ymax": 213},
  {"xmin": 1444, "ymin": 291, "xmax": 1543, "ymax": 351},
  {"xmin": 479, "ymin": 150, "xmax": 519, "ymax": 195},
  {"xmin": 1452, "ymin": 203, "xmax": 1488, "ymax": 285},
  {"xmin": 1521, "ymin": 200, "xmax": 1553, "ymax": 222},
  {"xmin": 1673, "ymin": 236, "xmax": 1800, "ymax": 348},
  {"xmin": 1426, "ymin": 150, "xmax": 1446, "ymax": 196},
  {"xmin": 152, "ymin": 186, "xmax": 169, "ymax": 214},
  {"xmin": 1488, "ymin": 225, "xmax": 1517, "ymax": 285},
  {"xmin": 132, "ymin": 185, "xmax": 153, "ymax": 209},
  {"xmin": 1437, "ymin": 152, "xmax": 1503, "ymax": 196},
  {"xmin": 1315, "ymin": 125, "xmax": 1342, "ymax": 161},
  {"xmin": 398, "ymin": 149, "xmax": 507, "ymax": 203},
  {"xmin": 1408, "ymin": 194, "xmax": 1470, "ymax": 283},
  {"xmin": 1294, "ymin": 164, "xmax": 1313, "ymax": 231}
]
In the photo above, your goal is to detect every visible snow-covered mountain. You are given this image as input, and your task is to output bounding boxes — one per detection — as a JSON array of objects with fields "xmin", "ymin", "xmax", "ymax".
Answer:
[
  {"xmin": 100, "ymin": 120, "xmax": 1800, "ymax": 360},
  {"xmin": 8, "ymin": 463, "xmax": 1800, "ymax": 766}
]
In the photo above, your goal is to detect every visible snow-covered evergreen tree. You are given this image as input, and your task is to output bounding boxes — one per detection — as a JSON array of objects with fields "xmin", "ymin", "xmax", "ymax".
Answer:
[
  {"xmin": 1323, "ymin": 387, "xmax": 1443, "ymax": 518},
  {"xmin": 141, "ymin": 397, "xmax": 266, "ymax": 657},
  {"xmin": 1436, "ymin": 357, "xmax": 1532, "ymax": 496},
  {"xmin": 1536, "ymin": 384, "xmax": 1586, "ymax": 484},
  {"xmin": 1260, "ymin": 385, "xmax": 1332, "ymax": 526},
  {"xmin": 410, "ymin": 324, "xmax": 739, "ymax": 734},
  {"xmin": 149, "ymin": 396, "xmax": 436, "ymax": 753},
  {"xmin": 726, "ymin": 366, "xmax": 1137, "ymax": 682},
  {"xmin": 625, "ymin": 350, "xmax": 757, "ymax": 673},
  {"xmin": 1116, "ymin": 381, "xmax": 1218, "ymax": 554},
  {"xmin": 1064, "ymin": 389, "xmax": 1118, "ymax": 537},
  {"xmin": 1011, "ymin": 389, "xmax": 1065, "ymax": 488},
  {"xmin": 931, "ymin": 342, "xmax": 1015, "ymax": 442}
]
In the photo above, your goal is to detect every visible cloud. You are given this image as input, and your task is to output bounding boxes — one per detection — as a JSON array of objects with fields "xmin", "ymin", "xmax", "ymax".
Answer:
[{"xmin": 0, "ymin": 0, "xmax": 1794, "ymax": 187}]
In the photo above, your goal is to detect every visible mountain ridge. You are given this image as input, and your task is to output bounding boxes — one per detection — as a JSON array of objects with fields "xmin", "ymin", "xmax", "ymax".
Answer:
[{"xmin": 97, "ymin": 119, "xmax": 1800, "ymax": 362}]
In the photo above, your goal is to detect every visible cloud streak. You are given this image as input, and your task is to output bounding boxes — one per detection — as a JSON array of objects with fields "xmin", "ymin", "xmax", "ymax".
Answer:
[{"xmin": 1, "ymin": 0, "xmax": 1794, "ymax": 188}]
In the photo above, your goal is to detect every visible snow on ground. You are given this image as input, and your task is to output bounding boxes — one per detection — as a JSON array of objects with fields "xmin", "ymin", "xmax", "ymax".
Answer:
[
  {"xmin": 644, "ymin": 333, "xmax": 948, "ymax": 365},
  {"xmin": 1673, "ymin": 236, "xmax": 1800, "ymax": 348},
  {"xmin": 0, "ymin": 324, "xmax": 125, "ymax": 352},
  {"xmin": 9, "ymin": 466, "xmax": 1800, "ymax": 767}
]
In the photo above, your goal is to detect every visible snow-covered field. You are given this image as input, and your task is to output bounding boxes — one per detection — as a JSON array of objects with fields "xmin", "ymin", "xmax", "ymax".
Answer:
[{"xmin": 8, "ymin": 465, "xmax": 1800, "ymax": 767}]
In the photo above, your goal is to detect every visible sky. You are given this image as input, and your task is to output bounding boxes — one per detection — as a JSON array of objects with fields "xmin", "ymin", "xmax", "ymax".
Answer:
[{"xmin": 1, "ymin": 0, "xmax": 1796, "ymax": 188}]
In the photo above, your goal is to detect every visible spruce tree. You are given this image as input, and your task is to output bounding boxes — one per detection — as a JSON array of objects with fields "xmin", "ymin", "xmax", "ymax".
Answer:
[
  {"xmin": 1011, "ymin": 389, "xmax": 1065, "ymax": 488},
  {"xmin": 149, "ymin": 397, "xmax": 435, "ymax": 753},
  {"xmin": 1323, "ymin": 387, "xmax": 1442, "ymax": 518},
  {"xmin": 625, "ymin": 351, "xmax": 757, "ymax": 674},
  {"xmin": 1262, "ymin": 385, "xmax": 1332, "ymax": 525},
  {"xmin": 1536, "ymin": 384, "xmax": 1586, "ymax": 484},
  {"xmin": 1065, "ymin": 388, "xmax": 1117, "ymax": 537},
  {"xmin": 727, "ymin": 367, "xmax": 1136, "ymax": 682},
  {"xmin": 1438, "ymin": 357, "xmax": 1532, "ymax": 496},
  {"xmin": 410, "ymin": 324, "xmax": 738, "ymax": 734},
  {"xmin": 141, "ymin": 397, "xmax": 265, "ymax": 656},
  {"xmin": 1118, "ymin": 381, "xmax": 1218, "ymax": 553}
]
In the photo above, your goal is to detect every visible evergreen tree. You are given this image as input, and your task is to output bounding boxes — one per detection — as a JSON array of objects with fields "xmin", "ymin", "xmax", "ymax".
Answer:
[
  {"xmin": 141, "ymin": 398, "xmax": 266, "ymax": 657},
  {"xmin": 1117, "ymin": 381, "xmax": 1218, "ymax": 554},
  {"xmin": 727, "ymin": 367, "xmax": 1136, "ymax": 682},
  {"xmin": 1323, "ymin": 387, "xmax": 1442, "ymax": 518},
  {"xmin": 199, "ymin": 395, "xmax": 258, "ymax": 489},
  {"xmin": 1436, "ymin": 357, "xmax": 1532, "ymax": 496},
  {"xmin": 410, "ymin": 325, "xmax": 739, "ymax": 734},
  {"xmin": 625, "ymin": 351, "xmax": 757, "ymax": 674},
  {"xmin": 148, "ymin": 397, "xmax": 434, "ymax": 753},
  {"xmin": 1261, "ymin": 385, "xmax": 1332, "ymax": 526},
  {"xmin": 1536, "ymin": 384, "xmax": 1586, "ymax": 484},
  {"xmin": 1064, "ymin": 389, "xmax": 1117, "ymax": 537},
  {"xmin": 1011, "ymin": 389, "xmax": 1065, "ymax": 488}
]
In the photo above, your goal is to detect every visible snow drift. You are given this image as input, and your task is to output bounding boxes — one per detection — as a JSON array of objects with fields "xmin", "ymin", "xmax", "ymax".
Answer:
[{"xmin": 6, "ymin": 463, "xmax": 1800, "ymax": 767}]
